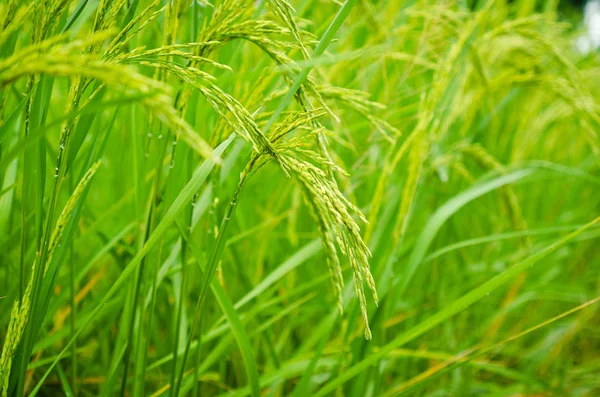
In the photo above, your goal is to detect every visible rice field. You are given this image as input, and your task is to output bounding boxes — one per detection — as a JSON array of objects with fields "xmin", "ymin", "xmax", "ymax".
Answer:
[{"xmin": 1, "ymin": 0, "xmax": 599, "ymax": 396}]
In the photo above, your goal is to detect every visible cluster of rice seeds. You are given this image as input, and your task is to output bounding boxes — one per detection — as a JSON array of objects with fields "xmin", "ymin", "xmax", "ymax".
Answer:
[
  {"xmin": 262, "ymin": 82, "xmax": 395, "ymax": 179},
  {"xmin": 281, "ymin": 153, "xmax": 377, "ymax": 339},
  {"xmin": 214, "ymin": 104, "xmax": 377, "ymax": 336},
  {"xmin": 149, "ymin": 0, "xmax": 303, "ymax": 162},
  {"xmin": 244, "ymin": 110, "xmax": 376, "ymax": 335},
  {"xmin": 302, "ymin": 186, "xmax": 345, "ymax": 312}
]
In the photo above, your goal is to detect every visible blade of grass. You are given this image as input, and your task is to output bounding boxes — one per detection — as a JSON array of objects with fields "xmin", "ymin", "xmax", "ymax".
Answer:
[{"xmin": 177, "ymin": 220, "xmax": 261, "ymax": 397}]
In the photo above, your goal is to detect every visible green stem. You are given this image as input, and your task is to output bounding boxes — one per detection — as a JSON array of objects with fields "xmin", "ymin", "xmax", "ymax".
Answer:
[{"xmin": 173, "ymin": 164, "xmax": 251, "ymax": 396}]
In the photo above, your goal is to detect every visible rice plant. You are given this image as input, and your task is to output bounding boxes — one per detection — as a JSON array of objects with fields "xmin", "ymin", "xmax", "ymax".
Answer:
[{"xmin": 0, "ymin": 0, "xmax": 599, "ymax": 396}]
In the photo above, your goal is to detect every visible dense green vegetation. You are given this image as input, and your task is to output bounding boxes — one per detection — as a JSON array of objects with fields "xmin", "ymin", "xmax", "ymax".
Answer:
[{"xmin": 1, "ymin": 0, "xmax": 599, "ymax": 395}]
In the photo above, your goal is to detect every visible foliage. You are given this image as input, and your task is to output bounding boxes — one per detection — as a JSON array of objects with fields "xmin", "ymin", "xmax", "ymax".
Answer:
[{"xmin": 0, "ymin": 0, "xmax": 599, "ymax": 396}]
